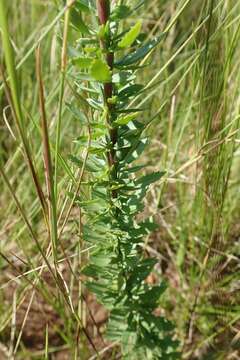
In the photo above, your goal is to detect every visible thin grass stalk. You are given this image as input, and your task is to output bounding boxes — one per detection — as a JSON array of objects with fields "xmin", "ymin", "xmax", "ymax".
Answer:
[
  {"xmin": 0, "ymin": 125, "xmax": 97, "ymax": 354},
  {"xmin": 35, "ymin": 49, "xmax": 98, "ymax": 353},
  {"xmin": 44, "ymin": 324, "xmax": 49, "ymax": 360},
  {"xmin": 36, "ymin": 46, "xmax": 58, "ymax": 266},
  {"xmin": 0, "ymin": 179, "xmax": 97, "ymax": 355},
  {"xmin": 0, "ymin": 67, "xmax": 49, "ymax": 218},
  {"xmin": 0, "ymin": 0, "xmax": 21, "ymax": 122},
  {"xmin": 13, "ymin": 290, "xmax": 36, "ymax": 355},
  {"xmin": 0, "ymin": 65, "xmax": 48, "ymax": 218},
  {"xmin": 0, "ymin": 1, "xmax": 47, "ymax": 216},
  {"xmin": 185, "ymin": 0, "xmax": 228, "ymax": 349},
  {"xmin": 54, "ymin": 0, "xmax": 72, "ymax": 201},
  {"xmin": 0, "ymin": 165, "xmax": 57, "ymax": 282},
  {"xmin": 0, "ymin": 0, "xmax": 76, "ymax": 92},
  {"xmin": 0, "ymin": 248, "xmax": 78, "ymax": 352}
]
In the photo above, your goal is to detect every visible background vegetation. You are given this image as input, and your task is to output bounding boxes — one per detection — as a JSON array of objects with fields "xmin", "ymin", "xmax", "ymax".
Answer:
[{"xmin": 0, "ymin": 0, "xmax": 240, "ymax": 359}]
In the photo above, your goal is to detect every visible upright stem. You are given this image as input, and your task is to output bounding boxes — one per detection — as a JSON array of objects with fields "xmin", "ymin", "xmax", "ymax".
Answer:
[
  {"xmin": 54, "ymin": 0, "xmax": 72, "ymax": 201},
  {"xmin": 97, "ymin": 0, "xmax": 118, "ymax": 198},
  {"xmin": 97, "ymin": 0, "xmax": 110, "ymax": 25},
  {"xmin": 36, "ymin": 46, "xmax": 58, "ymax": 266}
]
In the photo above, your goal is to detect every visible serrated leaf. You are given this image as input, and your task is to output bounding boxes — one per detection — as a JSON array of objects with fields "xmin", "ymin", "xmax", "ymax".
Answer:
[
  {"xmin": 118, "ymin": 21, "xmax": 142, "ymax": 48},
  {"xmin": 90, "ymin": 59, "xmax": 111, "ymax": 82}
]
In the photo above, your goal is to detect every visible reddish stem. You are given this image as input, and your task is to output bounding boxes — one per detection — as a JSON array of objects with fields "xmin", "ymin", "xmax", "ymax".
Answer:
[
  {"xmin": 97, "ymin": 0, "xmax": 110, "ymax": 25},
  {"xmin": 97, "ymin": 0, "xmax": 118, "ymax": 198}
]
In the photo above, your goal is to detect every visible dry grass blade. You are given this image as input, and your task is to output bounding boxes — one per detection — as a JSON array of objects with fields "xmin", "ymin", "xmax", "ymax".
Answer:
[
  {"xmin": 54, "ymin": 0, "xmax": 73, "ymax": 201},
  {"xmin": 36, "ymin": 45, "xmax": 58, "ymax": 265},
  {"xmin": 0, "ymin": 166, "xmax": 57, "ymax": 282}
]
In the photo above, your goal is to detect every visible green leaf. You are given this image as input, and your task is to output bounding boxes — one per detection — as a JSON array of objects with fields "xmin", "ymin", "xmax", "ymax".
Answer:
[
  {"xmin": 76, "ymin": 0, "xmax": 92, "ymax": 13},
  {"xmin": 66, "ymin": 103, "xmax": 88, "ymax": 124},
  {"xmin": 123, "ymin": 164, "xmax": 145, "ymax": 174},
  {"xmin": 118, "ymin": 84, "xmax": 144, "ymax": 99},
  {"xmin": 118, "ymin": 21, "xmax": 142, "ymax": 48},
  {"xmin": 139, "ymin": 283, "xmax": 167, "ymax": 305},
  {"xmin": 138, "ymin": 218, "xmax": 158, "ymax": 233},
  {"xmin": 83, "ymin": 226, "xmax": 105, "ymax": 243},
  {"xmin": 135, "ymin": 171, "xmax": 165, "ymax": 187},
  {"xmin": 107, "ymin": 311, "xmax": 130, "ymax": 341},
  {"xmin": 153, "ymin": 316, "xmax": 174, "ymax": 332},
  {"xmin": 123, "ymin": 138, "xmax": 148, "ymax": 164},
  {"xmin": 82, "ymin": 264, "xmax": 100, "ymax": 277},
  {"xmin": 113, "ymin": 113, "xmax": 138, "ymax": 126},
  {"xmin": 90, "ymin": 59, "xmax": 111, "ymax": 82},
  {"xmin": 68, "ymin": 155, "xmax": 102, "ymax": 172},
  {"xmin": 115, "ymin": 35, "xmax": 165, "ymax": 67},
  {"xmin": 75, "ymin": 73, "xmax": 93, "ymax": 81},
  {"xmin": 70, "ymin": 9, "xmax": 90, "ymax": 34},
  {"xmin": 127, "ymin": 258, "xmax": 158, "ymax": 287},
  {"xmin": 93, "ymin": 251, "xmax": 111, "ymax": 267},
  {"xmin": 111, "ymin": 5, "xmax": 131, "ymax": 20},
  {"xmin": 116, "ymin": 108, "xmax": 144, "ymax": 114},
  {"xmin": 86, "ymin": 282, "xmax": 107, "ymax": 297},
  {"xmin": 72, "ymin": 57, "xmax": 93, "ymax": 69},
  {"xmin": 77, "ymin": 199, "xmax": 106, "ymax": 212}
]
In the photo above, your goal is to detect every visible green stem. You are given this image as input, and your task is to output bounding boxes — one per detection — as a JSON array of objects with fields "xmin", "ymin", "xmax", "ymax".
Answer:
[{"xmin": 0, "ymin": 0, "xmax": 47, "ymax": 217}]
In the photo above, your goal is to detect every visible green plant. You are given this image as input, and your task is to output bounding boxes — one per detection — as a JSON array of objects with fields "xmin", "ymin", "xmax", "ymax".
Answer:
[
  {"xmin": 1, "ymin": 0, "xmax": 240, "ymax": 359},
  {"xmin": 68, "ymin": 0, "xmax": 180, "ymax": 358}
]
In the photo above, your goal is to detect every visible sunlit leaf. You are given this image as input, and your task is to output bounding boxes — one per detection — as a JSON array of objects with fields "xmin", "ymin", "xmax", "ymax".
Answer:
[
  {"xmin": 118, "ymin": 21, "xmax": 142, "ymax": 48},
  {"xmin": 90, "ymin": 59, "xmax": 111, "ymax": 82},
  {"xmin": 72, "ymin": 56, "xmax": 93, "ymax": 68}
]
